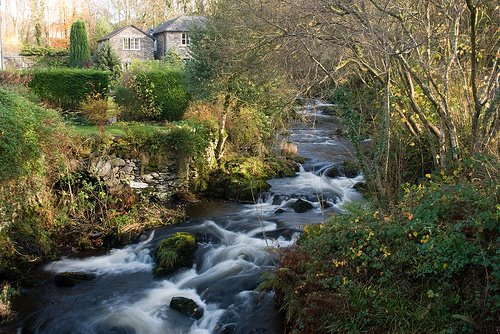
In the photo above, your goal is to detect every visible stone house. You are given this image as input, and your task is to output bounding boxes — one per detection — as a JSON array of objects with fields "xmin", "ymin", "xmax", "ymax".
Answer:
[
  {"xmin": 152, "ymin": 16, "xmax": 207, "ymax": 60},
  {"xmin": 97, "ymin": 25, "xmax": 154, "ymax": 67}
]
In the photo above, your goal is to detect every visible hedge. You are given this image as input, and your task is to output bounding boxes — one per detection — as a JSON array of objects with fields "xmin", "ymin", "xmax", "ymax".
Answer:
[
  {"xmin": 0, "ymin": 89, "xmax": 62, "ymax": 181},
  {"xmin": 114, "ymin": 64, "xmax": 190, "ymax": 122},
  {"xmin": 28, "ymin": 68, "xmax": 110, "ymax": 110},
  {"xmin": 136, "ymin": 68, "xmax": 189, "ymax": 121}
]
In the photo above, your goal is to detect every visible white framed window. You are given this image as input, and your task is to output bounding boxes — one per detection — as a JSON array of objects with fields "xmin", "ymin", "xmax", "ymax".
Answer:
[
  {"xmin": 181, "ymin": 33, "xmax": 189, "ymax": 46},
  {"xmin": 122, "ymin": 37, "xmax": 141, "ymax": 50}
]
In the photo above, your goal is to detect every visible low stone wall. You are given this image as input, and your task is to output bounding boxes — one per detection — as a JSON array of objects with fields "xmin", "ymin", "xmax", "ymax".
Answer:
[
  {"xmin": 89, "ymin": 155, "xmax": 191, "ymax": 202},
  {"xmin": 3, "ymin": 56, "xmax": 38, "ymax": 70}
]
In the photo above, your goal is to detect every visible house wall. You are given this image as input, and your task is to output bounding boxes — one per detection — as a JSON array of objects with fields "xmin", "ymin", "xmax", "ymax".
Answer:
[
  {"xmin": 100, "ymin": 27, "xmax": 154, "ymax": 64},
  {"xmin": 155, "ymin": 31, "xmax": 190, "ymax": 59}
]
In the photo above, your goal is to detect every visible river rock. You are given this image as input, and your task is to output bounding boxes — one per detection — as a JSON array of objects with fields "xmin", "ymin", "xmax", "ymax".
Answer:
[
  {"xmin": 110, "ymin": 157, "xmax": 126, "ymax": 167},
  {"xmin": 142, "ymin": 174, "xmax": 154, "ymax": 183},
  {"xmin": 154, "ymin": 232, "xmax": 197, "ymax": 276},
  {"xmin": 320, "ymin": 200, "xmax": 332, "ymax": 209},
  {"xmin": 274, "ymin": 208, "xmax": 286, "ymax": 215},
  {"xmin": 215, "ymin": 307, "xmax": 239, "ymax": 333},
  {"xmin": 219, "ymin": 323, "xmax": 237, "ymax": 334},
  {"xmin": 170, "ymin": 297, "xmax": 204, "ymax": 320},
  {"xmin": 323, "ymin": 164, "xmax": 343, "ymax": 178},
  {"xmin": 272, "ymin": 195, "xmax": 288, "ymax": 206},
  {"xmin": 54, "ymin": 272, "xmax": 96, "ymax": 287},
  {"xmin": 122, "ymin": 165, "xmax": 134, "ymax": 173},
  {"xmin": 97, "ymin": 161, "xmax": 112, "ymax": 177},
  {"xmin": 291, "ymin": 198, "xmax": 314, "ymax": 213},
  {"xmin": 129, "ymin": 181, "xmax": 148, "ymax": 189}
]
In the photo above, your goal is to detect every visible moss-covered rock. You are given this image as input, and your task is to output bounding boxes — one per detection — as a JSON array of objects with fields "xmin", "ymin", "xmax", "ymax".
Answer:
[
  {"xmin": 154, "ymin": 232, "xmax": 196, "ymax": 276},
  {"xmin": 207, "ymin": 156, "xmax": 297, "ymax": 202}
]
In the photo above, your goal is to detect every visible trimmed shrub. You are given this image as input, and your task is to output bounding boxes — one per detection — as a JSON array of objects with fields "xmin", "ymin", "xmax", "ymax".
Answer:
[
  {"xmin": 0, "ymin": 89, "xmax": 59, "ymax": 180},
  {"xmin": 121, "ymin": 121, "xmax": 211, "ymax": 160},
  {"xmin": 20, "ymin": 44, "xmax": 69, "ymax": 57},
  {"xmin": 114, "ymin": 62, "xmax": 190, "ymax": 122},
  {"xmin": 29, "ymin": 68, "xmax": 110, "ymax": 110}
]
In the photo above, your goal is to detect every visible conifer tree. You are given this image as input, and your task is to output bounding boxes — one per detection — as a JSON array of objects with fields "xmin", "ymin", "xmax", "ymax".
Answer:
[
  {"xmin": 69, "ymin": 20, "xmax": 91, "ymax": 68},
  {"xmin": 93, "ymin": 41, "xmax": 120, "ymax": 73}
]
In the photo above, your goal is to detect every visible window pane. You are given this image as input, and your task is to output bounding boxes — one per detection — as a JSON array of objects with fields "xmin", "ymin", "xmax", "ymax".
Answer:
[{"xmin": 181, "ymin": 33, "xmax": 188, "ymax": 45}]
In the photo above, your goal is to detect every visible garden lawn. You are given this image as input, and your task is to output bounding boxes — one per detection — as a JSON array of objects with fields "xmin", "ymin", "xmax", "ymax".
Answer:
[{"xmin": 69, "ymin": 123, "xmax": 168, "ymax": 137}]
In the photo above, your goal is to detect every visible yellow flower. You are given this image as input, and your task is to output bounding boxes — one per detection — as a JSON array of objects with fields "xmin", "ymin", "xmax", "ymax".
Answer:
[
  {"xmin": 380, "ymin": 246, "xmax": 391, "ymax": 257},
  {"xmin": 425, "ymin": 173, "xmax": 432, "ymax": 179},
  {"xmin": 420, "ymin": 235, "xmax": 430, "ymax": 244}
]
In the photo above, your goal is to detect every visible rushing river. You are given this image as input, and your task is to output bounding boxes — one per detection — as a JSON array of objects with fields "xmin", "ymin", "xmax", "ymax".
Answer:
[{"xmin": 2, "ymin": 101, "xmax": 363, "ymax": 334}]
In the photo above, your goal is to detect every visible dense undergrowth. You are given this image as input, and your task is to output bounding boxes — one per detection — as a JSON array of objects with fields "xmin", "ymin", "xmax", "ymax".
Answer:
[
  {"xmin": 264, "ymin": 162, "xmax": 499, "ymax": 333},
  {"xmin": 0, "ymin": 89, "xmax": 190, "ymax": 308}
]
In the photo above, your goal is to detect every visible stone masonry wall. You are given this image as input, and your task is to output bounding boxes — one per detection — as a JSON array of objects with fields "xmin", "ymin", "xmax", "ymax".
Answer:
[
  {"xmin": 89, "ymin": 155, "xmax": 191, "ymax": 202},
  {"xmin": 155, "ymin": 32, "xmax": 190, "ymax": 59},
  {"xmin": 103, "ymin": 27, "xmax": 154, "ymax": 64}
]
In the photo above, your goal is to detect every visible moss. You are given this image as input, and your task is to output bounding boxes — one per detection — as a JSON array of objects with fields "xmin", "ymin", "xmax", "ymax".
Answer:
[
  {"xmin": 208, "ymin": 156, "xmax": 297, "ymax": 202},
  {"xmin": 154, "ymin": 232, "xmax": 196, "ymax": 276}
]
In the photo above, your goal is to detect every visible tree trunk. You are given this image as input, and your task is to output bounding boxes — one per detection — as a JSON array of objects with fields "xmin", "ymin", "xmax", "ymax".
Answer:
[{"xmin": 214, "ymin": 94, "xmax": 231, "ymax": 167}]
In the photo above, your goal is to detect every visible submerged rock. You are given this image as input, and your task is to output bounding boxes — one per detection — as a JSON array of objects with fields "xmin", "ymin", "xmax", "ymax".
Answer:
[
  {"xmin": 274, "ymin": 208, "xmax": 286, "ymax": 215},
  {"xmin": 323, "ymin": 164, "xmax": 343, "ymax": 178},
  {"xmin": 323, "ymin": 161, "xmax": 359, "ymax": 178},
  {"xmin": 54, "ymin": 271, "xmax": 96, "ymax": 287},
  {"xmin": 169, "ymin": 297, "xmax": 204, "ymax": 320},
  {"xmin": 320, "ymin": 200, "xmax": 333, "ymax": 209},
  {"xmin": 219, "ymin": 323, "xmax": 237, "ymax": 334},
  {"xmin": 291, "ymin": 198, "xmax": 314, "ymax": 213},
  {"xmin": 154, "ymin": 232, "xmax": 196, "ymax": 276}
]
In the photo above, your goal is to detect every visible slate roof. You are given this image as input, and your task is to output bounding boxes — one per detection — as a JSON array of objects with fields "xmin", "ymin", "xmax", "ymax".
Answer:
[
  {"xmin": 97, "ymin": 25, "xmax": 153, "ymax": 42},
  {"xmin": 153, "ymin": 16, "xmax": 207, "ymax": 35}
]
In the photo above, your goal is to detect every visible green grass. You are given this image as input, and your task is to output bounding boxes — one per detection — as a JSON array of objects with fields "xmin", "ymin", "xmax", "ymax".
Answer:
[{"xmin": 68, "ymin": 123, "xmax": 168, "ymax": 137}]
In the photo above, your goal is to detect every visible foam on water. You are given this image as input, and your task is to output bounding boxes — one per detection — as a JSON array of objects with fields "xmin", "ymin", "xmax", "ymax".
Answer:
[{"xmin": 45, "ymin": 232, "xmax": 155, "ymax": 275}]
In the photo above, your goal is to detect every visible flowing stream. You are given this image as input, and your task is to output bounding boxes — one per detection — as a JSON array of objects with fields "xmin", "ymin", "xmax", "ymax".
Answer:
[{"xmin": 3, "ymin": 101, "xmax": 363, "ymax": 334}]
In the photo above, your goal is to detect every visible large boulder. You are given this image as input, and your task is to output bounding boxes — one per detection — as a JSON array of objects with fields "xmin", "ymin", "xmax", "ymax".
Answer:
[
  {"xmin": 154, "ymin": 232, "xmax": 196, "ymax": 276},
  {"xmin": 54, "ymin": 271, "xmax": 96, "ymax": 287},
  {"xmin": 291, "ymin": 198, "xmax": 315, "ymax": 213},
  {"xmin": 170, "ymin": 297, "xmax": 204, "ymax": 320}
]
